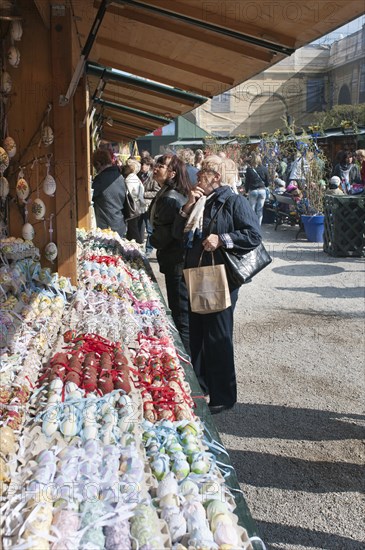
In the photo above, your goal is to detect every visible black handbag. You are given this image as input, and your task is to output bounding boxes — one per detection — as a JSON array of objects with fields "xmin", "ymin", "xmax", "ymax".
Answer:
[
  {"xmin": 124, "ymin": 189, "xmax": 141, "ymax": 221},
  {"xmin": 221, "ymin": 242, "xmax": 272, "ymax": 286}
]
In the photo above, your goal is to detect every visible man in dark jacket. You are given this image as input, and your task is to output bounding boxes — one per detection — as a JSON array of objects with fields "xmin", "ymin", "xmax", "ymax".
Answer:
[{"xmin": 92, "ymin": 149, "xmax": 126, "ymax": 238}]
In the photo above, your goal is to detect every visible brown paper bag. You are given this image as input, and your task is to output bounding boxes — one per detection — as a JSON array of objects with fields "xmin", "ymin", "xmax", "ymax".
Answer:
[{"xmin": 183, "ymin": 260, "xmax": 231, "ymax": 314}]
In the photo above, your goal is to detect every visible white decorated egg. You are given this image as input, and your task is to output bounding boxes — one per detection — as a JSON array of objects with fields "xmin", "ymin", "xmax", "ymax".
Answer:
[
  {"xmin": 44, "ymin": 242, "xmax": 58, "ymax": 262},
  {"xmin": 0, "ymin": 147, "xmax": 9, "ymax": 172},
  {"xmin": 22, "ymin": 222, "xmax": 35, "ymax": 240},
  {"xmin": 41, "ymin": 126, "xmax": 54, "ymax": 147},
  {"xmin": 0, "ymin": 72, "xmax": 12, "ymax": 95},
  {"xmin": 7, "ymin": 46, "xmax": 20, "ymax": 68},
  {"xmin": 42, "ymin": 174, "xmax": 56, "ymax": 196},
  {"xmin": 0, "ymin": 176, "xmax": 9, "ymax": 199},
  {"xmin": 16, "ymin": 178, "xmax": 29, "ymax": 200},
  {"xmin": 10, "ymin": 21, "xmax": 23, "ymax": 41},
  {"xmin": 32, "ymin": 198, "xmax": 46, "ymax": 220},
  {"xmin": 3, "ymin": 136, "xmax": 17, "ymax": 158}
]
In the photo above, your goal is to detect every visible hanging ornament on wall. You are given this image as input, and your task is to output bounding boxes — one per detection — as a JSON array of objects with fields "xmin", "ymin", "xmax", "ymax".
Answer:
[
  {"xmin": 3, "ymin": 136, "xmax": 17, "ymax": 158},
  {"xmin": 10, "ymin": 21, "xmax": 23, "ymax": 42},
  {"xmin": 39, "ymin": 104, "xmax": 54, "ymax": 147},
  {"xmin": 31, "ymin": 159, "xmax": 46, "ymax": 219},
  {"xmin": 42, "ymin": 158, "xmax": 56, "ymax": 196},
  {"xmin": 44, "ymin": 214, "xmax": 57, "ymax": 262},
  {"xmin": 0, "ymin": 148, "xmax": 9, "ymax": 172},
  {"xmin": 22, "ymin": 222, "xmax": 34, "ymax": 241},
  {"xmin": 16, "ymin": 168, "xmax": 29, "ymax": 201},
  {"xmin": 0, "ymin": 72, "xmax": 12, "ymax": 95},
  {"xmin": 0, "ymin": 174, "xmax": 9, "ymax": 200},
  {"xmin": 7, "ymin": 46, "xmax": 21, "ymax": 68}
]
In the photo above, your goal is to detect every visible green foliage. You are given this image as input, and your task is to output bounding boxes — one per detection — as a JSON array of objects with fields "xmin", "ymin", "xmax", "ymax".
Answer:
[{"xmin": 311, "ymin": 104, "xmax": 365, "ymax": 130}]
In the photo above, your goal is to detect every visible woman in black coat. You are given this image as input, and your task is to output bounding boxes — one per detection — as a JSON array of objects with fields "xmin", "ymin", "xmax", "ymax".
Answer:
[{"xmin": 174, "ymin": 155, "xmax": 261, "ymax": 414}]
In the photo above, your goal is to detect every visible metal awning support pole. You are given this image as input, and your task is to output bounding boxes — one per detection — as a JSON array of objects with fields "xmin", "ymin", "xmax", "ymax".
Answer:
[
  {"xmin": 94, "ymin": 97, "xmax": 172, "ymax": 124},
  {"xmin": 59, "ymin": 0, "xmax": 111, "ymax": 106}
]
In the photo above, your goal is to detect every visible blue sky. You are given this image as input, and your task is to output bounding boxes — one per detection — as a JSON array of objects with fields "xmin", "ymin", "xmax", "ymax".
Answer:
[{"xmin": 313, "ymin": 15, "xmax": 364, "ymax": 44}]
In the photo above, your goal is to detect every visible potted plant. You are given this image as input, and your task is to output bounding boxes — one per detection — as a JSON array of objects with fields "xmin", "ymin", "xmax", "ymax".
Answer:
[{"xmin": 300, "ymin": 180, "xmax": 326, "ymax": 242}]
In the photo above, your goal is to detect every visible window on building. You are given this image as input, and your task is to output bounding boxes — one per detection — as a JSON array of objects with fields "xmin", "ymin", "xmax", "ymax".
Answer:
[
  {"xmin": 306, "ymin": 77, "xmax": 325, "ymax": 112},
  {"xmin": 338, "ymin": 84, "xmax": 352, "ymax": 105},
  {"xmin": 211, "ymin": 92, "xmax": 231, "ymax": 113},
  {"xmin": 359, "ymin": 64, "xmax": 365, "ymax": 104}
]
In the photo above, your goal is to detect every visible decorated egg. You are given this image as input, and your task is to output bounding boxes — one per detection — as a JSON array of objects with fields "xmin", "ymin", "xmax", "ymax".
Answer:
[
  {"xmin": 44, "ymin": 242, "xmax": 58, "ymax": 262},
  {"xmin": 22, "ymin": 222, "xmax": 35, "ymax": 240},
  {"xmin": 0, "ymin": 72, "xmax": 12, "ymax": 95},
  {"xmin": 42, "ymin": 174, "xmax": 56, "ymax": 196},
  {"xmin": 3, "ymin": 136, "xmax": 16, "ymax": 158},
  {"xmin": 0, "ymin": 147, "xmax": 9, "ymax": 172},
  {"xmin": 41, "ymin": 126, "xmax": 54, "ymax": 147},
  {"xmin": 10, "ymin": 20, "xmax": 23, "ymax": 41},
  {"xmin": 0, "ymin": 426, "xmax": 16, "ymax": 455},
  {"xmin": 16, "ymin": 177, "xmax": 29, "ymax": 201},
  {"xmin": 7, "ymin": 46, "xmax": 20, "ymax": 68},
  {"xmin": 0, "ymin": 176, "xmax": 9, "ymax": 199},
  {"xmin": 32, "ymin": 197, "xmax": 46, "ymax": 220}
]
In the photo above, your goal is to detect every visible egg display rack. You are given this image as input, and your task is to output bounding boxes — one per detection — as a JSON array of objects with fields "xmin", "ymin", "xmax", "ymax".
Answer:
[
  {"xmin": 0, "ymin": 228, "xmax": 265, "ymax": 550},
  {"xmin": 0, "ymin": 237, "xmax": 40, "ymax": 262}
]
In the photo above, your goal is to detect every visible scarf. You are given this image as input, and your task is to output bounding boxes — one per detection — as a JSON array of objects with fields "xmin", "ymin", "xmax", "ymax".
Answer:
[{"xmin": 183, "ymin": 195, "xmax": 207, "ymax": 248}]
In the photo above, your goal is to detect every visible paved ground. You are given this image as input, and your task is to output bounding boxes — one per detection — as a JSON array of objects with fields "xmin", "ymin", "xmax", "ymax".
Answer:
[{"xmin": 150, "ymin": 221, "xmax": 365, "ymax": 550}]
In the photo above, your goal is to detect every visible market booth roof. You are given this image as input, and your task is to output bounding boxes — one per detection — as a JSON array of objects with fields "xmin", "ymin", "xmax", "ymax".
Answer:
[{"xmin": 36, "ymin": 0, "xmax": 365, "ymax": 139}]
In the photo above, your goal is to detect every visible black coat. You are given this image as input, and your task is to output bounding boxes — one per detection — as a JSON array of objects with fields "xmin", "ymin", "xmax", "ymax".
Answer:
[
  {"xmin": 148, "ymin": 184, "xmax": 187, "ymax": 274},
  {"xmin": 92, "ymin": 166, "xmax": 126, "ymax": 238},
  {"xmin": 245, "ymin": 165, "xmax": 269, "ymax": 192}
]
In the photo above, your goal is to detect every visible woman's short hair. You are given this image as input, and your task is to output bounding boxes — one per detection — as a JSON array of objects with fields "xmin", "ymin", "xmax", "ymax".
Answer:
[
  {"xmin": 92, "ymin": 149, "xmax": 112, "ymax": 169},
  {"xmin": 201, "ymin": 155, "xmax": 226, "ymax": 182},
  {"xmin": 126, "ymin": 158, "xmax": 141, "ymax": 174}
]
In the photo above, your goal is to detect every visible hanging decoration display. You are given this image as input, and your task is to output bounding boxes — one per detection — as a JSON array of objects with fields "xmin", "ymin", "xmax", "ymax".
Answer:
[
  {"xmin": 10, "ymin": 20, "xmax": 23, "ymax": 42},
  {"xmin": 39, "ymin": 104, "xmax": 54, "ymax": 147},
  {"xmin": 42, "ymin": 157, "xmax": 56, "ymax": 196},
  {"xmin": 44, "ymin": 213, "xmax": 58, "ymax": 262},
  {"xmin": 21, "ymin": 221, "xmax": 34, "ymax": 240},
  {"xmin": 7, "ymin": 46, "xmax": 21, "ymax": 68},
  {"xmin": 31, "ymin": 160, "xmax": 46, "ymax": 220},
  {"xmin": 0, "ymin": 71, "xmax": 12, "ymax": 96},
  {"xmin": 0, "ymin": 174, "xmax": 9, "ymax": 200},
  {"xmin": 0, "ymin": 147, "xmax": 9, "ymax": 172},
  {"xmin": 3, "ymin": 136, "xmax": 17, "ymax": 158},
  {"xmin": 15, "ymin": 168, "xmax": 29, "ymax": 201}
]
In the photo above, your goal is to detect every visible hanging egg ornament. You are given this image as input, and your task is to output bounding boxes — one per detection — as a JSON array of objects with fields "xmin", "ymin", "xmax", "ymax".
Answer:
[
  {"xmin": 44, "ymin": 242, "xmax": 58, "ymax": 262},
  {"xmin": 3, "ymin": 137, "xmax": 17, "ymax": 158},
  {"xmin": 16, "ymin": 177, "xmax": 29, "ymax": 201},
  {"xmin": 0, "ymin": 72, "xmax": 12, "ymax": 95},
  {"xmin": 41, "ymin": 126, "xmax": 54, "ymax": 147},
  {"xmin": 32, "ymin": 198, "xmax": 46, "ymax": 220},
  {"xmin": 0, "ymin": 148, "xmax": 9, "ymax": 172},
  {"xmin": 10, "ymin": 21, "xmax": 23, "ymax": 41},
  {"xmin": 42, "ymin": 173, "xmax": 56, "ymax": 196},
  {"xmin": 22, "ymin": 222, "xmax": 35, "ymax": 241},
  {"xmin": 0, "ymin": 176, "xmax": 9, "ymax": 199},
  {"xmin": 7, "ymin": 46, "xmax": 20, "ymax": 68}
]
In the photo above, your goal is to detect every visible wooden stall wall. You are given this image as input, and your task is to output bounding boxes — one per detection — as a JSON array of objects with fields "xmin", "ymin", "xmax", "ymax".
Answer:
[{"xmin": 5, "ymin": 0, "xmax": 56, "ymax": 268}]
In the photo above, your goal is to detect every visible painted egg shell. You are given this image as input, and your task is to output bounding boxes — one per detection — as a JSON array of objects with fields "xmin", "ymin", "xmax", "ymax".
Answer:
[
  {"xmin": 0, "ymin": 176, "xmax": 9, "ymax": 199},
  {"xmin": 0, "ymin": 72, "xmax": 12, "ymax": 94},
  {"xmin": 42, "ymin": 126, "xmax": 54, "ymax": 146},
  {"xmin": 44, "ymin": 242, "xmax": 58, "ymax": 262},
  {"xmin": 10, "ymin": 20, "xmax": 23, "ymax": 41},
  {"xmin": 16, "ymin": 178, "xmax": 29, "ymax": 200},
  {"xmin": 0, "ymin": 426, "xmax": 16, "ymax": 455},
  {"xmin": 42, "ymin": 174, "xmax": 56, "ymax": 196},
  {"xmin": 0, "ymin": 147, "xmax": 9, "ymax": 172},
  {"xmin": 7, "ymin": 46, "xmax": 20, "ymax": 68},
  {"xmin": 32, "ymin": 198, "xmax": 46, "ymax": 220},
  {"xmin": 22, "ymin": 222, "xmax": 35, "ymax": 240},
  {"xmin": 3, "ymin": 136, "xmax": 17, "ymax": 158}
]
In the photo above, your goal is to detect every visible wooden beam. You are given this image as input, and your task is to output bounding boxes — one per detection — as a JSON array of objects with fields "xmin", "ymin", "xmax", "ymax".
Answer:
[
  {"xmin": 74, "ymin": 77, "xmax": 91, "ymax": 230},
  {"xmin": 98, "ymin": 57, "xmax": 209, "ymax": 96},
  {"xmin": 102, "ymin": 91, "xmax": 181, "ymax": 116},
  {"xmin": 100, "ymin": 131, "xmax": 134, "ymax": 142},
  {"xmin": 34, "ymin": 0, "xmax": 50, "ymax": 29},
  {"xmin": 100, "ymin": 123, "xmax": 146, "ymax": 137},
  {"xmin": 94, "ymin": 1, "xmax": 273, "ymax": 62},
  {"xmin": 101, "ymin": 80, "xmax": 195, "ymax": 106},
  {"xmin": 101, "ymin": 107, "xmax": 159, "ymax": 129},
  {"xmin": 51, "ymin": 5, "xmax": 77, "ymax": 284},
  {"xmin": 97, "ymin": 36, "xmax": 234, "ymax": 85}
]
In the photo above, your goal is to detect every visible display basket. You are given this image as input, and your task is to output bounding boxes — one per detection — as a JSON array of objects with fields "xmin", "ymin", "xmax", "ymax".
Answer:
[{"xmin": 323, "ymin": 195, "xmax": 365, "ymax": 257}]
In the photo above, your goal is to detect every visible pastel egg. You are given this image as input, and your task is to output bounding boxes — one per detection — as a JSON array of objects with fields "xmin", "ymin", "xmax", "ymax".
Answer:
[
  {"xmin": 0, "ymin": 147, "xmax": 9, "ymax": 172},
  {"xmin": 42, "ymin": 174, "xmax": 56, "ymax": 196},
  {"xmin": 32, "ymin": 198, "xmax": 46, "ymax": 220},
  {"xmin": 0, "ymin": 426, "xmax": 16, "ymax": 455},
  {"xmin": 44, "ymin": 241, "xmax": 58, "ymax": 262},
  {"xmin": 16, "ymin": 177, "xmax": 29, "ymax": 200},
  {"xmin": 22, "ymin": 223, "xmax": 34, "ymax": 240},
  {"xmin": 0, "ymin": 176, "xmax": 9, "ymax": 199},
  {"xmin": 0, "ymin": 72, "xmax": 12, "ymax": 95},
  {"xmin": 7, "ymin": 46, "xmax": 20, "ymax": 68},
  {"xmin": 42, "ymin": 126, "xmax": 54, "ymax": 146},
  {"xmin": 10, "ymin": 20, "xmax": 23, "ymax": 41},
  {"xmin": 3, "ymin": 136, "xmax": 17, "ymax": 158}
]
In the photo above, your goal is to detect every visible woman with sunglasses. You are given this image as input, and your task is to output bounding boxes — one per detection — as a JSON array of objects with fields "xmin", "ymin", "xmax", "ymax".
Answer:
[
  {"xmin": 148, "ymin": 154, "xmax": 191, "ymax": 355},
  {"xmin": 174, "ymin": 155, "xmax": 261, "ymax": 414}
]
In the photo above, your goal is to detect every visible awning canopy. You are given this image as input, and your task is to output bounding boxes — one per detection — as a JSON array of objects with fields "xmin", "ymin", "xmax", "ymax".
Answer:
[{"xmin": 49, "ymin": 0, "xmax": 365, "ymax": 141}]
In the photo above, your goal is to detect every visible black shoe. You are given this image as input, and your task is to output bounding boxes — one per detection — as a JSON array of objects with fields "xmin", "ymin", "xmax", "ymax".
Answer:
[{"xmin": 208, "ymin": 404, "xmax": 235, "ymax": 415}]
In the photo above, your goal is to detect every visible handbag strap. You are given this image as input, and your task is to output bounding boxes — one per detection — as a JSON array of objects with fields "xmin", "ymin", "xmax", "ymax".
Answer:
[{"xmin": 198, "ymin": 250, "xmax": 215, "ymax": 267}]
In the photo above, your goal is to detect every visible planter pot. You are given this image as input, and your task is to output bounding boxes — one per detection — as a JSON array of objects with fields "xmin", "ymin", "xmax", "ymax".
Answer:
[{"xmin": 301, "ymin": 214, "xmax": 325, "ymax": 242}]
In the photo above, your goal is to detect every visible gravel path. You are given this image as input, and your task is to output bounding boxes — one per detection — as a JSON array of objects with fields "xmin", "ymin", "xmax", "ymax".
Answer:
[{"xmin": 151, "ymin": 222, "xmax": 365, "ymax": 550}]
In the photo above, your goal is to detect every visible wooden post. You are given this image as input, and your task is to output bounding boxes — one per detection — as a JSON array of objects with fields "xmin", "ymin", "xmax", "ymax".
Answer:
[
  {"xmin": 51, "ymin": 5, "xmax": 77, "ymax": 284},
  {"xmin": 74, "ymin": 77, "xmax": 92, "ymax": 229}
]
